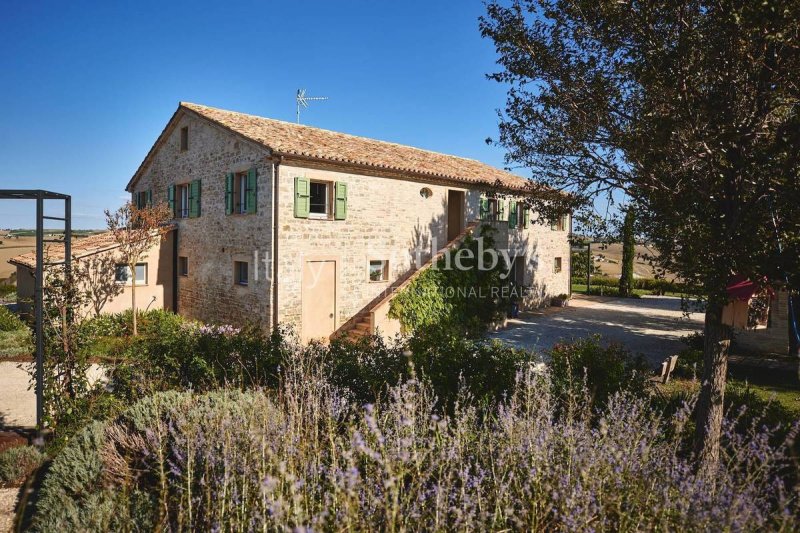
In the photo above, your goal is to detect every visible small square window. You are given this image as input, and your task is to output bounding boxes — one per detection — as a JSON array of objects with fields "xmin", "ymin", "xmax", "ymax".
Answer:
[
  {"xmin": 553, "ymin": 257, "xmax": 562, "ymax": 274},
  {"xmin": 309, "ymin": 181, "xmax": 331, "ymax": 217},
  {"xmin": 234, "ymin": 261, "xmax": 248, "ymax": 286},
  {"xmin": 116, "ymin": 263, "xmax": 147, "ymax": 284},
  {"xmin": 180, "ymin": 126, "xmax": 189, "ymax": 151},
  {"xmin": 178, "ymin": 256, "xmax": 188, "ymax": 277},
  {"xmin": 369, "ymin": 260, "xmax": 389, "ymax": 282}
]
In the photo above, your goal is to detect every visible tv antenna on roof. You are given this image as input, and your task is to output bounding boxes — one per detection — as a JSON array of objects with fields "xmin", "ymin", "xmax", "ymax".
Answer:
[{"xmin": 296, "ymin": 89, "xmax": 328, "ymax": 124}]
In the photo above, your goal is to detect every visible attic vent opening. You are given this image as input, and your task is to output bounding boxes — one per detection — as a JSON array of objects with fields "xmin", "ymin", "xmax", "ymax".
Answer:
[
  {"xmin": 420, "ymin": 187, "xmax": 432, "ymax": 199},
  {"xmin": 180, "ymin": 126, "xmax": 189, "ymax": 151}
]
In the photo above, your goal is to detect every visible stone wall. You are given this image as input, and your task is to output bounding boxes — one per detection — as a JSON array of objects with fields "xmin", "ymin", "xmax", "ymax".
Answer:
[
  {"xmin": 276, "ymin": 161, "xmax": 571, "ymax": 339},
  {"xmin": 131, "ymin": 111, "xmax": 273, "ymax": 327}
]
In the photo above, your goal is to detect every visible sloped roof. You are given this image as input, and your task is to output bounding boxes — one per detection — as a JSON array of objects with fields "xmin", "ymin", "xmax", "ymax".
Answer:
[
  {"xmin": 8, "ymin": 229, "xmax": 172, "ymax": 269},
  {"xmin": 129, "ymin": 102, "xmax": 532, "ymax": 191},
  {"xmin": 8, "ymin": 232, "xmax": 120, "ymax": 269}
]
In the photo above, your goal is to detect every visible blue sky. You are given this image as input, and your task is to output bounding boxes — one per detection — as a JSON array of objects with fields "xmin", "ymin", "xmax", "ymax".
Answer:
[{"xmin": 0, "ymin": 0, "xmax": 514, "ymax": 229}]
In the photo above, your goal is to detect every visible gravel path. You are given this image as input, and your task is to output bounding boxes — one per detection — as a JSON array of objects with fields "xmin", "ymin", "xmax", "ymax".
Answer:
[
  {"xmin": 0, "ymin": 363, "xmax": 105, "ymax": 429},
  {"xmin": 490, "ymin": 294, "xmax": 704, "ymax": 366},
  {"xmin": 0, "ymin": 489, "xmax": 18, "ymax": 532}
]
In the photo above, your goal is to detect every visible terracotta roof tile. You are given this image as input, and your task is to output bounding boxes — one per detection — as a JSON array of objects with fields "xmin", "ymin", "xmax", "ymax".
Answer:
[
  {"xmin": 8, "ymin": 232, "xmax": 121, "ymax": 269},
  {"xmin": 180, "ymin": 102, "xmax": 530, "ymax": 190}
]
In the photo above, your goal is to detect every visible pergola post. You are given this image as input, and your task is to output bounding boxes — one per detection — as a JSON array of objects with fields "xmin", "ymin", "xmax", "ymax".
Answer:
[{"xmin": 0, "ymin": 189, "xmax": 72, "ymax": 435}]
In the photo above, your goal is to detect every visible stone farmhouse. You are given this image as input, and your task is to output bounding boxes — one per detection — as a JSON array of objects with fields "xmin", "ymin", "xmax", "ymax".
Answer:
[{"xmin": 13, "ymin": 103, "xmax": 572, "ymax": 341}]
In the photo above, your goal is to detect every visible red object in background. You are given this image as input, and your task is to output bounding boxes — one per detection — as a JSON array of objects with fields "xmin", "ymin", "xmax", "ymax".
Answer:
[{"xmin": 726, "ymin": 274, "xmax": 774, "ymax": 301}]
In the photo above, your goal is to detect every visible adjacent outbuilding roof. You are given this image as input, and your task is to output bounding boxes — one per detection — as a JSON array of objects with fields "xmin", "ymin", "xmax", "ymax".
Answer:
[
  {"xmin": 8, "ymin": 228, "xmax": 172, "ymax": 269},
  {"xmin": 128, "ymin": 102, "xmax": 531, "ymax": 191},
  {"xmin": 8, "ymin": 232, "xmax": 119, "ymax": 269}
]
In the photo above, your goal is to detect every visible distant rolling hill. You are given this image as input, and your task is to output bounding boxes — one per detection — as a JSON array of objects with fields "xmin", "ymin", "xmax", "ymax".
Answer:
[{"xmin": 579, "ymin": 242, "xmax": 678, "ymax": 281}]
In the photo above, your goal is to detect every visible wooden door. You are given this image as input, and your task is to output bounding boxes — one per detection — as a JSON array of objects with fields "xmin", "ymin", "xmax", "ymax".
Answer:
[
  {"xmin": 302, "ymin": 259, "xmax": 337, "ymax": 342},
  {"xmin": 447, "ymin": 190, "xmax": 465, "ymax": 241}
]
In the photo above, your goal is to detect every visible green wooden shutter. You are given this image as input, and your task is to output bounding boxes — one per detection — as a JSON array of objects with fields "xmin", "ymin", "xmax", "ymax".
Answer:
[
  {"xmin": 334, "ymin": 181, "xmax": 347, "ymax": 220},
  {"xmin": 167, "ymin": 185, "xmax": 176, "ymax": 216},
  {"xmin": 294, "ymin": 177, "xmax": 310, "ymax": 218},
  {"xmin": 225, "ymin": 173, "xmax": 234, "ymax": 215},
  {"xmin": 479, "ymin": 197, "xmax": 489, "ymax": 220},
  {"xmin": 498, "ymin": 199, "xmax": 505, "ymax": 221},
  {"xmin": 147, "ymin": 189, "xmax": 153, "ymax": 207},
  {"xmin": 508, "ymin": 200, "xmax": 517, "ymax": 228},
  {"xmin": 246, "ymin": 168, "xmax": 258, "ymax": 214},
  {"xmin": 189, "ymin": 179, "xmax": 201, "ymax": 218},
  {"xmin": 523, "ymin": 207, "xmax": 530, "ymax": 228}
]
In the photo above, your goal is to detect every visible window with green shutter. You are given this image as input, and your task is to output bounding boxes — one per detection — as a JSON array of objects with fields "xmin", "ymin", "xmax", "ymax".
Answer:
[
  {"xmin": 225, "ymin": 173, "xmax": 234, "ymax": 215},
  {"xmin": 334, "ymin": 181, "xmax": 347, "ymax": 220},
  {"xmin": 188, "ymin": 179, "xmax": 201, "ymax": 218},
  {"xmin": 523, "ymin": 206, "xmax": 530, "ymax": 228},
  {"xmin": 246, "ymin": 168, "xmax": 257, "ymax": 214},
  {"xmin": 168, "ymin": 185, "xmax": 176, "ymax": 216},
  {"xmin": 294, "ymin": 176, "xmax": 310, "ymax": 218},
  {"xmin": 508, "ymin": 200, "xmax": 517, "ymax": 228},
  {"xmin": 479, "ymin": 197, "xmax": 490, "ymax": 220},
  {"xmin": 146, "ymin": 189, "xmax": 152, "ymax": 207}
]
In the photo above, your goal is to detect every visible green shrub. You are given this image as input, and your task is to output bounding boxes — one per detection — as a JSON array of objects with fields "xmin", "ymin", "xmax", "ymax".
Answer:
[
  {"xmin": 0, "ymin": 445, "xmax": 44, "ymax": 484},
  {"xmin": 0, "ymin": 329, "xmax": 33, "ymax": 358},
  {"xmin": 111, "ymin": 323, "xmax": 289, "ymax": 401},
  {"xmin": 0, "ymin": 283, "xmax": 15, "ymax": 299},
  {"xmin": 407, "ymin": 329, "xmax": 535, "ymax": 406},
  {"xmin": 585, "ymin": 285, "xmax": 642, "ymax": 298},
  {"xmin": 0, "ymin": 306, "xmax": 26, "ymax": 332},
  {"xmin": 548, "ymin": 336, "xmax": 649, "ymax": 408},
  {"xmin": 80, "ymin": 309, "xmax": 187, "ymax": 339},
  {"xmin": 32, "ymin": 392, "xmax": 192, "ymax": 532}
]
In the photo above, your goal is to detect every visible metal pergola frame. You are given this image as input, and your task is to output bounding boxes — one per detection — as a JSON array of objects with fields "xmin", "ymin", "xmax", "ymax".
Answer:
[{"xmin": 0, "ymin": 190, "xmax": 71, "ymax": 432}]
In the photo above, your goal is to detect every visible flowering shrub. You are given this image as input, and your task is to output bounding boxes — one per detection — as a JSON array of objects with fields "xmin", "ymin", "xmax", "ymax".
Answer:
[{"xmin": 32, "ymin": 352, "xmax": 799, "ymax": 532}]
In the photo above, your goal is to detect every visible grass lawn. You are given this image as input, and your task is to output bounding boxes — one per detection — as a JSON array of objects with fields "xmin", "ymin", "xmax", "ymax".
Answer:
[
  {"xmin": 0, "ymin": 329, "xmax": 33, "ymax": 359},
  {"xmin": 662, "ymin": 377, "xmax": 800, "ymax": 417}
]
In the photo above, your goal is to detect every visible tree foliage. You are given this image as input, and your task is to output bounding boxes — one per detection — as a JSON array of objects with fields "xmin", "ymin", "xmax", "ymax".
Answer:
[{"xmin": 481, "ymin": 0, "xmax": 800, "ymax": 474}]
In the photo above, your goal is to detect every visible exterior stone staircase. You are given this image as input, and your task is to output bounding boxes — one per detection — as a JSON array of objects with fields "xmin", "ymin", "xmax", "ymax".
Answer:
[{"xmin": 338, "ymin": 221, "xmax": 480, "ymax": 342}]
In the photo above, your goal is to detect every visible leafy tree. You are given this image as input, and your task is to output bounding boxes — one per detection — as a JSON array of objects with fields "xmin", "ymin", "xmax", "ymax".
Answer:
[
  {"xmin": 481, "ymin": 0, "xmax": 800, "ymax": 474},
  {"xmin": 105, "ymin": 202, "xmax": 172, "ymax": 336},
  {"xmin": 619, "ymin": 209, "xmax": 635, "ymax": 297}
]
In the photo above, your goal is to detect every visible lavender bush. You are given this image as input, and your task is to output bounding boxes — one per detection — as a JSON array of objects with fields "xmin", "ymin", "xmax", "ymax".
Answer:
[{"xmin": 32, "ymin": 349, "xmax": 798, "ymax": 532}]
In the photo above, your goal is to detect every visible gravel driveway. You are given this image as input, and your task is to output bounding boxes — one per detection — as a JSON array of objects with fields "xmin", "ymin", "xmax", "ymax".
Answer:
[{"xmin": 490, "ymin": 295, "xmax": 704, "ymax": 366}]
